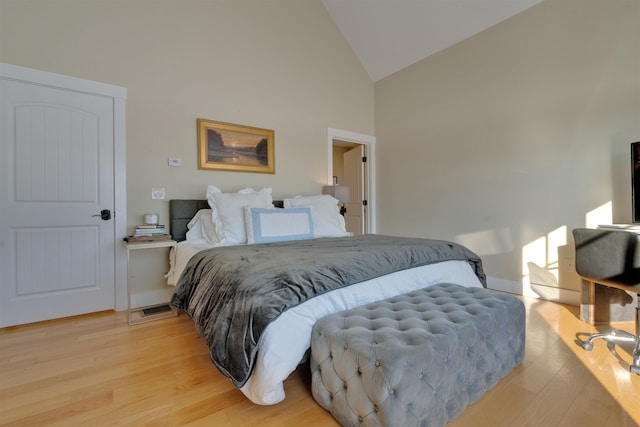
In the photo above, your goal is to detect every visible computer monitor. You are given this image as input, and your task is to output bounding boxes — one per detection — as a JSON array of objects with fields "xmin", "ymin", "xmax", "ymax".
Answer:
[{"xmin": 632, "ymin": 141, "xmax": 640, "ymax": 223}]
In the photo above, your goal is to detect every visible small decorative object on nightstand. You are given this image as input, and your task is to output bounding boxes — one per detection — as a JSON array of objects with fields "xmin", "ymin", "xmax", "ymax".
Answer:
[{"xmin": 125, "ymin": 239, "xmax": 178, "ymax": 325}]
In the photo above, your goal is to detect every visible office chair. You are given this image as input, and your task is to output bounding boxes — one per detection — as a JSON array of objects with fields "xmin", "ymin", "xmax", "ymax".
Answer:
[{"xmin": 572, "ymin": 228, "xmax": 640, "ymax": 375}]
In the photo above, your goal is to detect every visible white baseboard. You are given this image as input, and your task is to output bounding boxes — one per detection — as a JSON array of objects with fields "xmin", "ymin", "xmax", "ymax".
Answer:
[{"xmin": 486, "ymin": 276, "xmax": 580, "ymax": 306}]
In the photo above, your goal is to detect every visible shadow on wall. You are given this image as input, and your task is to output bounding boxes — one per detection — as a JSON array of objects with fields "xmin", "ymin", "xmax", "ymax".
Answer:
[
  {"xmin": 455, "ymin": 202, "xmax": 616, "ymax": 306},
  {"xmin": 524, "ymin": 202, "xmax": 613, "ymax": 304}
]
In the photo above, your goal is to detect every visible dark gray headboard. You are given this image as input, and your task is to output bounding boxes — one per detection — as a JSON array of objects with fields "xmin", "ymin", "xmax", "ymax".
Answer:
[
  {"xmin": 169, "ymin": 199, "xmax": 285, "ymax": 242},
  {"xmin": 169, "ymin": 199, "xmax": 210, "ymax": 242}
]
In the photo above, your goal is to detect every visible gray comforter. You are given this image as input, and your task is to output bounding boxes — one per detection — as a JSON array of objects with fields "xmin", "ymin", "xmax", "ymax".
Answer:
[{"xmin": 171, "ymin": 234, "xmax": 486, "ymax": 388}]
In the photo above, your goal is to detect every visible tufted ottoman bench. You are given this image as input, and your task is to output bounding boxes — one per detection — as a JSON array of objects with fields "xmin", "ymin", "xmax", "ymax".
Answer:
[{"xmin": 310, "ymin": 283, "xmax": 525, "ymax": 427}]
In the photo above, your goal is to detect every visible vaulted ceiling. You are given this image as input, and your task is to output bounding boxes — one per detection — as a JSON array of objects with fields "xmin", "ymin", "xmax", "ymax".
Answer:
[{"xmin": 321, "ymin": 0, "xmax": 543, "ymax": 82}]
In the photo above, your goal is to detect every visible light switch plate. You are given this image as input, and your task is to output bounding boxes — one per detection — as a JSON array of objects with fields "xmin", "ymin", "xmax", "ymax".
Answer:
[
  {"xmin": 151, "ymin": 187, "xmax": 165, "ymax": 200},
  {"xmin": 168, "ymin": 158, "xmax": 182, "ymax": 167}
]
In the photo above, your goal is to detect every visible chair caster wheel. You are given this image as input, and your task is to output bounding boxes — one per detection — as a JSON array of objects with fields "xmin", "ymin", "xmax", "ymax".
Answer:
[
  {"xmin": 582, "ymin": 342, "xmax": 594, "ymax": 351},
  {"xmin": 631, "ymin": 365, "xmax": 640, "ymax": 375}
]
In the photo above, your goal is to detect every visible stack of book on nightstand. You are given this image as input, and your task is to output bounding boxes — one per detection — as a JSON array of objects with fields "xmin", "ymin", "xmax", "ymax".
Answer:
[{"xmin": 125, "ymin": 225, "xmax": 172, "ymax": 243}]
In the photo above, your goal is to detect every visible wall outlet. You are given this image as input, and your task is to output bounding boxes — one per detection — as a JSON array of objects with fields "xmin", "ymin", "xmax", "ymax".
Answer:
[
  {"xmin": 151, "ymin": 187, "xmax": 165, "ymax": 200},
  {"xmin": 168, "ymin": 158, "xmax": 182, "ymax": 167}
]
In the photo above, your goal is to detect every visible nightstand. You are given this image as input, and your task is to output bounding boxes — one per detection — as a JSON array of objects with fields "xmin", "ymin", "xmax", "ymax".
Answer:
[{"xmin": 125, "ymin": 240, "xmax": 178, "ymax": 325}]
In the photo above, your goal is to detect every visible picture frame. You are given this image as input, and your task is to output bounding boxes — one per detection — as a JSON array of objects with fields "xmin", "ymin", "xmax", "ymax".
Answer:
[{"xmin": 197, "ymin": 118, "xmax": 275, "ymax": 174}]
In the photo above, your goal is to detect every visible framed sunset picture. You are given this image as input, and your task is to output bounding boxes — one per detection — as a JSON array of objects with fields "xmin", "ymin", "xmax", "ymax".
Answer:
[{"xmin": 197, "ymin": 118, "xmax": 275, "ymax": 174}]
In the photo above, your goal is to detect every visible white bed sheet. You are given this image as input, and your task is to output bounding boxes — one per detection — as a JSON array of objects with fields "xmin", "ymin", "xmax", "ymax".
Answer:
[
  {"xmin": 167, "ymin": 241, "xmax": 483, "ymax": 406},
  {"xmin": 166, "ymin": 240, "xmax": 215, "ymax": 286}
]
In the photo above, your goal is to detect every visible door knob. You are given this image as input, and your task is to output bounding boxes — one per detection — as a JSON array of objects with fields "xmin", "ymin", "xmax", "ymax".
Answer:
[{"xmin": 92, "ymin": 209, "xmax": 112, "ymax": 220}]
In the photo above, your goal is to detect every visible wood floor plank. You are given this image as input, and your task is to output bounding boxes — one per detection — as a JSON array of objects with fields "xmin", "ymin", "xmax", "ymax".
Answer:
[
  {"xmin": 1, "ymin": 296, "xmax": 638, "ymax": 426},
  {"xmin": 558, "ymin": 374, "xmax": 620, "ymax": 427}
]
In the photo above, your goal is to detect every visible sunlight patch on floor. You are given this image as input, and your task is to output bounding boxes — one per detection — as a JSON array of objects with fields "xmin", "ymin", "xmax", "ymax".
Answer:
[{"xmin": 531, "ymin": 301, "xmax": 640, "ymax": 425}]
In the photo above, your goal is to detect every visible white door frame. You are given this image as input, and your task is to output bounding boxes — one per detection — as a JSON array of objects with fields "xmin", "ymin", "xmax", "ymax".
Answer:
[
  {"xmin": 327, "ymin": 128, "xmax": 376, "ymax": 233},
  {"xmin": 0, "ymin": 63, "xmax": 128, "ymax": 311}
]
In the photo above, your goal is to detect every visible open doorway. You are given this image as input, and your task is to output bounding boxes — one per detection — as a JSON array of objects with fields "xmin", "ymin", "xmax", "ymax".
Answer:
[{"xmin": 327, "ymin": 128, "xmax": 376, "ymax": 235}]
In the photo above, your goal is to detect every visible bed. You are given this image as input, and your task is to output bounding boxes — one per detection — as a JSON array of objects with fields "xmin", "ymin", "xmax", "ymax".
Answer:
[{"xmin": 167, "ymin": 188, "xmax": 487, "ymax": 406}]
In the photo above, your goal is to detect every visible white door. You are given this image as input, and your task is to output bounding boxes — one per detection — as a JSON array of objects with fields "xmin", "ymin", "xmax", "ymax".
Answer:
[
  {"xmin": 0, "ymin": 78, "xmax": 116, "ymax": 327},
  {"xmin": 343, "ymin": 145, "xmax": 366, "ymax": 235}
]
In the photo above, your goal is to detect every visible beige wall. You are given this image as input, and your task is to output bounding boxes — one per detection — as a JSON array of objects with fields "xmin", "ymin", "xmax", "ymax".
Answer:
[
  {"xmin": 375, "ymin": 0, "xmax": 640, "ymax": 295},
  {"xmin": 0, "ymin": 0, "xmax": 373, "ymax": 230}
]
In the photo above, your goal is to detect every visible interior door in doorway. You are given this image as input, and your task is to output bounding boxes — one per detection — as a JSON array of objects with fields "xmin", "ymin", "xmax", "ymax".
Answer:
[
  {"xmin": 0, "ymin": 78, "xmax": 116, "ymax": 327},
  {"xmin": 343, "ymin": 145, "xmax": 365, "ymax": 235}
]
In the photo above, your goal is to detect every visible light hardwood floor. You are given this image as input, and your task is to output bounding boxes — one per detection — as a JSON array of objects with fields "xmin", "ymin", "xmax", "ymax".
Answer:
[{"xmin": 1, "ymin": 296, "xmax": 639, "ymax": 427}]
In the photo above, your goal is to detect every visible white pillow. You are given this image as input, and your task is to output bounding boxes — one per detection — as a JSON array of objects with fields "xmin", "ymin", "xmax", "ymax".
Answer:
[
  {"xmin": 185, "ymin": 209, "xmax": 219, "ymax": 244},
  {"xmin": 244, "ymin": 207, "xmax": 314, "ymax": 244},
  {"xmin": 207, "ymin": 185, "xmax": 273, "ymax": 245},
  {"xmin": 283, "ymin": 195, "xmax": 347, "ymax": 237}
]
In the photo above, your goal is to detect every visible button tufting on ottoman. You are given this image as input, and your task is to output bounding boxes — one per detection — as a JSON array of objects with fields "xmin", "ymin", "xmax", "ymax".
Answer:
[{"xmin": 310, "ymin": 283, "xmax": 525, "ymax": 427}]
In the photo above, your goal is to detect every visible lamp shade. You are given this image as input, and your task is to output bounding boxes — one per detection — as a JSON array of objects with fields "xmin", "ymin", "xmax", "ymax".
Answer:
[{"xmin": 322, "ymin": 185, "xmax": 351, "ymax": 204}]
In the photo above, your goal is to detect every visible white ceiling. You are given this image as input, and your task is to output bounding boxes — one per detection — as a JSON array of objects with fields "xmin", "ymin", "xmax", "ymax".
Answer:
[{"xmin": 321, "ymin": 0, "xmax": 543, "ymax": 82}]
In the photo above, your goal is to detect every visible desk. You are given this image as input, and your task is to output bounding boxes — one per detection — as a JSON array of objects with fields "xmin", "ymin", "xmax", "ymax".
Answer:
[{"xmin": 581, "ymin": 281, "xmax": 636, "ymax": 325}]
